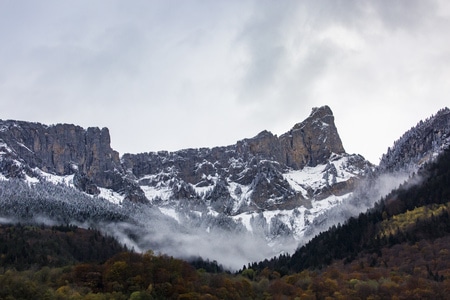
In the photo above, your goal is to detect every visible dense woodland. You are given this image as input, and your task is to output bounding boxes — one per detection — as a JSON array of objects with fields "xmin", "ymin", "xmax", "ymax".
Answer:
[
  {"xmin": 0, "ymin": 224, "xmax": 126, "ymax": 271},
  {"xmin": 1, "ymin": 149, "xmax": 450, "ymax": 299}
]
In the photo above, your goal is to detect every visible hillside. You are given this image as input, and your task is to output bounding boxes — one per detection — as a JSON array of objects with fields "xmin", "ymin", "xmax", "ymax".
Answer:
[{"xmin": 251, "ymin": 147, "xmax": 450, "ymax": 271}]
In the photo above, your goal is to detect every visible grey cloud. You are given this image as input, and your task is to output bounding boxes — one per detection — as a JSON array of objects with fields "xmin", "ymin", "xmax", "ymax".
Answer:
[
  {"xmin": 236, "ymin": 1, "xmax": 299, "ymax": 101},
  {"xmin": 232, "ymin": 1, "xmax": 356, "ymax": 100},
  {"xmin": 1, "ymin": 0, "xmax": 450, "ymax": 163},
  {"xmin": 235, "ymin": 1, "xmax": 356, "ymax": 120},
  {"xmin": 369, "ymin": 0, "xmax": 438, "ymax": 31}
]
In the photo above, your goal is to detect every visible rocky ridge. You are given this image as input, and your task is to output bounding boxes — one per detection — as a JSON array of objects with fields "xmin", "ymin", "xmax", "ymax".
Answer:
[
  {"xmin": 0, "ymin": 106, "xmax": 370, "ymax": 217},
  {"xmin": 379, "ymin": 107, "xmax": 450, "ymax": 173},
  {"xmin": 121, "ymin": 105, "xmax": 369, "ymax": 214}
]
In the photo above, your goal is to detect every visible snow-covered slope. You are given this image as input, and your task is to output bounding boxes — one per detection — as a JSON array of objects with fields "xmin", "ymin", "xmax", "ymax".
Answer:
[{"xmin": 144, "ymin": 152, "xmax": 367, "ymax": 242}]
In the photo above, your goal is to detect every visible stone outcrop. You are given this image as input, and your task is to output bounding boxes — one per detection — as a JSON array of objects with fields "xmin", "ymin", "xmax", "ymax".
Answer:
[
  {"xmin": 235, "ymin": 105, "xmax": 345, "ymax": 169},
  {"xmin": 0, "ymin": 122, "xmax": 119, "ymax": 175},
  {"xmin": 0, "ymin": 120, "xmax": 146, "ymax": 202},
  {"xmin": 280, "ymin": 105, "xmax": 345, "ymax": 168}
]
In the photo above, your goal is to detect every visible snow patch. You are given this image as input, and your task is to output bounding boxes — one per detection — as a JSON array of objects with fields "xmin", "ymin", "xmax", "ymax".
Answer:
[
  {"xmin": 140, "ymin": 185, "xmax": 172, "ymax": 202},
  {"xmin": 233, "ymin": 213, "xmax": 254, "ymax": 232},
  {"xmin": 283, "ymin": 154, "xmax": 361, "ymax": 198},
  {"xmin": 17, "ymin": 142, "xmax": 33, "ymax": 153},
  {"xmin": 159, "ymin": 207, "xmax": 180, "ymax": 223},
  {"xmin": 232, "ymin": 193, "xmax": 351, "ymax": 241},
  {"xmin": 98, "ymin": 187, "xmax": 124, "ymax": 205},
  {"xmin": 34, "ymin": 168, "xmax": 75, "ymax": 186}
]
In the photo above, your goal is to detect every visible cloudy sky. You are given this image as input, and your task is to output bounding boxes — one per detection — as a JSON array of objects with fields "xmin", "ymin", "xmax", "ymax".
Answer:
[{"xmin": 1, "ymin": 0, "xmax": 449, "ymax": 164}]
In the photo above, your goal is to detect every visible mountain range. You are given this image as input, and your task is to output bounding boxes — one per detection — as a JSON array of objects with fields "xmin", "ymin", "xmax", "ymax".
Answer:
[{"xmin": 1, "ymin": 105, "xmax": 449, "ymax": 269}]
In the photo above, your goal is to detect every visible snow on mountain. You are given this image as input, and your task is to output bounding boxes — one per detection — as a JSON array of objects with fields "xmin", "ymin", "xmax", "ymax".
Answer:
[
  {"xmin": 284, "ymin": 153, "xmax": 362, "ymax": 196},
  {"xmin": 99, "ymin": 153, "xmax": 360, "ymax": 247},
  {"xmin": 126, "ymin": 151, "xmax": 368, "ymax": 250},
  {"xmin": 2, "ymin": 106, "xmax": 449, "ymax": 269}
]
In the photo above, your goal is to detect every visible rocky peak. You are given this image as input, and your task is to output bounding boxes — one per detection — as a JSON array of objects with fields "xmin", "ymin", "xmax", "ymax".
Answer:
[
  {"xmin": 309, "ymin": 105, "xmax": 334, "ymax": 120},
  {"xmin": 236, "ymin": 130, "xmax": 283, "ymax": 163},
  {"xmin": 234, "ymin": 106, "xmax": 345, "ymax": 169},
  {"xmin": 119, "ymin": 105, "xmax": 366, "ymax": 213},
  {"xmin": 280, "ymin": 105, "xmax": 345, "ymax": 169}
]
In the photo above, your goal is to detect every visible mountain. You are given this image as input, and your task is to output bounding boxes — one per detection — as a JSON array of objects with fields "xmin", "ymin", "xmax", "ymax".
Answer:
[
  {"xmin": 0, "ymin": 106, "xmax": 367, "ymax": 209},
  {"xmin": 121, "ymin": 105, "xmax": 369, "ymax": 213},
  {"xmin": 0, "ymin": 105, "xmax": 375, "ymax": 268},
  {"xmin": 1, "ymin": 106, "xmax": 449, "ymax": 269},
  {"xmin": 3, "ymin": 149, "xmax": 450, "ymax": 299},
  {"xmin": 2, "ymin": 106, "xmax": 450, "ymax": 298},
  {"xmin": 0, "ymin": 122, "xmax": 146, "ymax": 202}
]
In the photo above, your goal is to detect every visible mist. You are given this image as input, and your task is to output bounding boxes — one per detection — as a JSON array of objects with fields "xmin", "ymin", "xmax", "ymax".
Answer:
[
  {"xmin": 97, "ymin": 171, "xmax": 415, "ymax": 271},
  {"xmin": 99, "ymin": 207, "xmax": 295, "ymax": 271},
  {"xmin": 0, "ymin": 178, "xmax": 296, "ymax": 270},
  {"xmin": 301, "ymin": 170, "xmax": 414, "ymax": 243}
]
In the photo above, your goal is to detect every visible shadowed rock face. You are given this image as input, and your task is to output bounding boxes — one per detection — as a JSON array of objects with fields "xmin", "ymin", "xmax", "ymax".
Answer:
[{"xmin": 0, "ymin": 106, "xmax": 366, "ymax": 209}]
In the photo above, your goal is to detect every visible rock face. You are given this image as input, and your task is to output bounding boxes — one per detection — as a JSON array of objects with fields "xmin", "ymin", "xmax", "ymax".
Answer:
[
  {"xmin": 0, "ymin": 122, "xmax": 118, "ymax": 175},
  {"xmin": 120, "ymin": 105, "xmax": 367, "ymax": 213},
  {"xmin": 0, "ymin": 121, "xmax": 120, "ymax": 179},
  {"xmin": 0, "ymin": 106, "xmax": 370, "ymax": 211},
  {"xmin": 280, "ymin": 106, "xmax": 345, "ymax": 168},
  {"xmin": 234, "ymin": 106, "xmax": 345, "ymax": 169},
  {"xmin": 0, "ymin": 121, "xmax": 145, "ymax": 202}
]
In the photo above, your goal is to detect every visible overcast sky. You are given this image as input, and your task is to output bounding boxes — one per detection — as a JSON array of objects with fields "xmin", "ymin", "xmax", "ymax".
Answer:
[{"xmin": 1, "ymin": 0, "xmax": 450, "ymax": 164}]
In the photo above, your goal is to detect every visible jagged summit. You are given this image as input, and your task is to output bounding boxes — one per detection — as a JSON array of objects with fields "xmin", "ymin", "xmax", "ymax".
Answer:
[
  {"xmin": 235, "ymin": 105, "xmax": 345, "ymax": 170},
  {"xmin": 307, "ymin": 105, "xmax": 334, "ymax": 121},
  {"xmin": 280, "ymin": 105, "xmax": 345, "ymax": 168}
]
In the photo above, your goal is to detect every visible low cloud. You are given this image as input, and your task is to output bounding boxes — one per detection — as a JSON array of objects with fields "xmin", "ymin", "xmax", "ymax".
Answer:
[{"xmin": 99, "ymin": 209, "xmax": 294, "ymax": 271}]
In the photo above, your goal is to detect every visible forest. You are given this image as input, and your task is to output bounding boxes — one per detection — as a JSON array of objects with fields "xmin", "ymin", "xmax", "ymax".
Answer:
[{"xmin": 1, "ymin": 150, "xmax": 450, "ymax": 298}]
